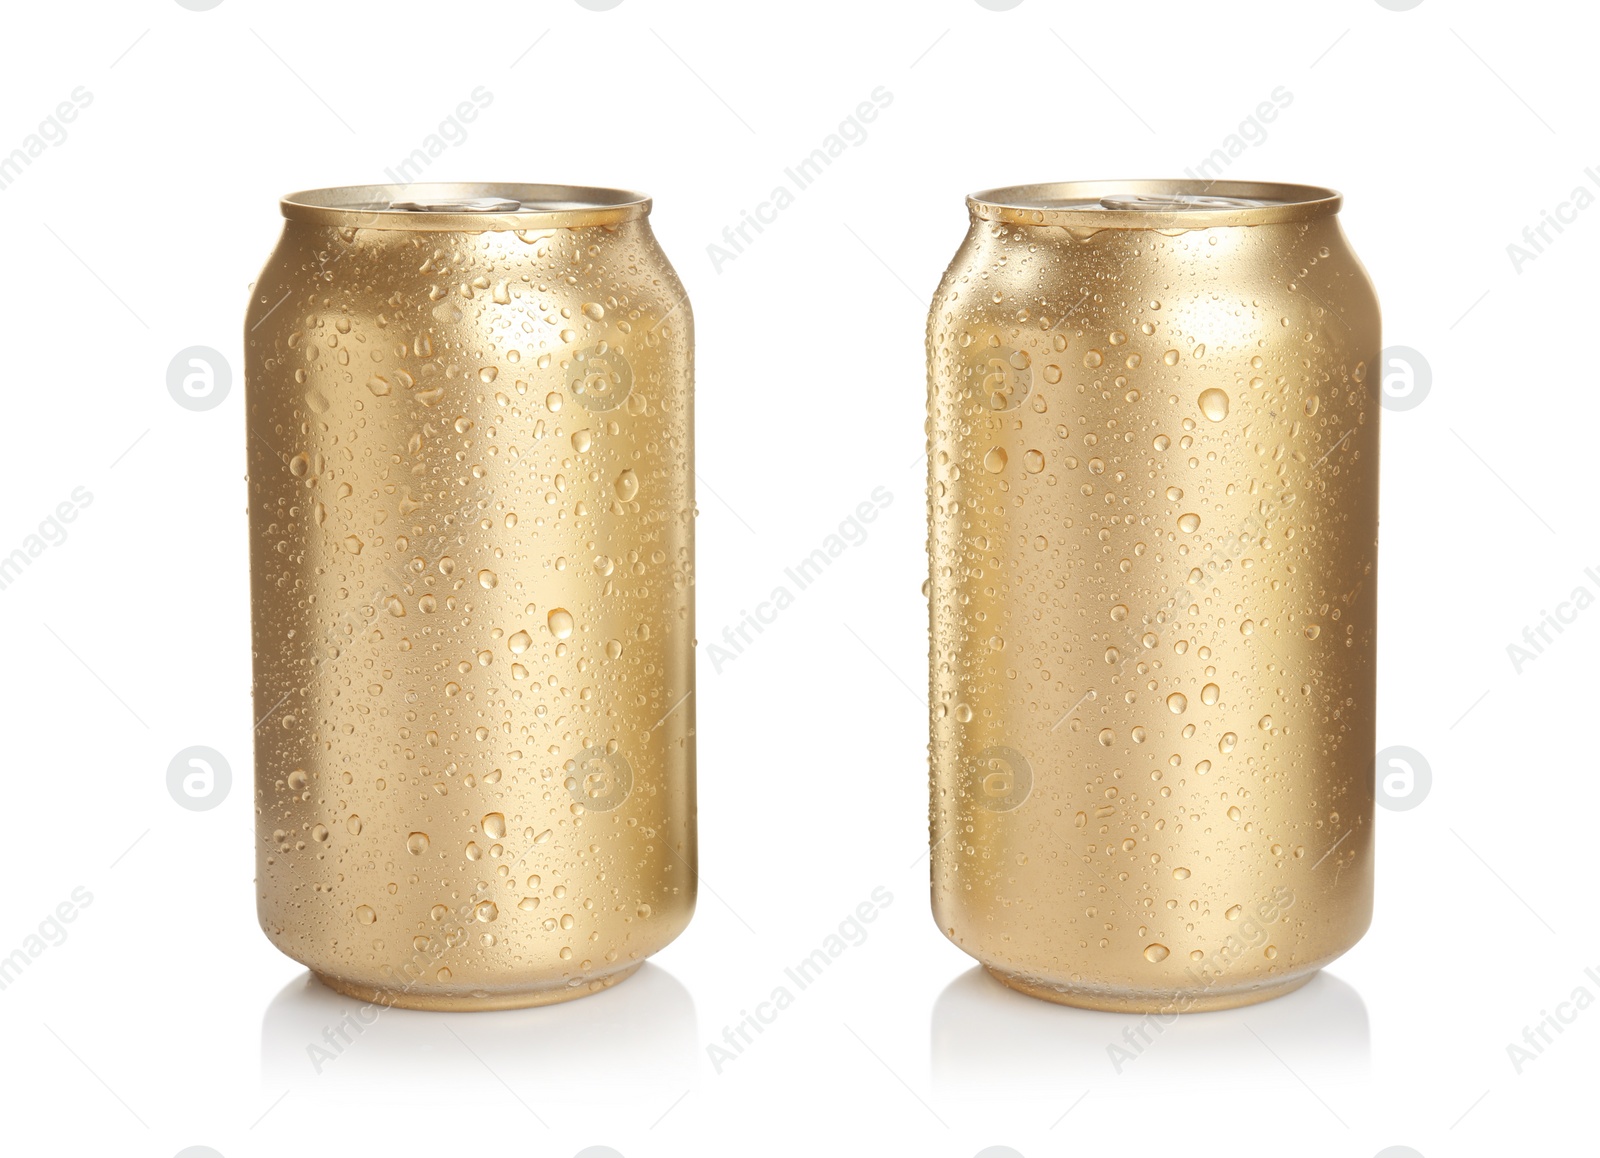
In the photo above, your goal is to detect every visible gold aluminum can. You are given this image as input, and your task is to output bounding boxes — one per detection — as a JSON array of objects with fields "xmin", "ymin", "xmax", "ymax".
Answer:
[
  {"xmin": 247, "ymin": 183, "xmax": 695, "ymax": 1010},
  {"xmin": 926, "ymin": 181, "xmax": 1379, "ymax": 1012}
]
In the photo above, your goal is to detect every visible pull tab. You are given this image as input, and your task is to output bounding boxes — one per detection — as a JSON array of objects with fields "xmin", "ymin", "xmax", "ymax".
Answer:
[
  {"xmin": 1098, "ymin": 194, "xmax": 1267, "ymax": 212},
  {"xmin": 387, "ymin": 197, "xmax": 523, "ymax": 213}
]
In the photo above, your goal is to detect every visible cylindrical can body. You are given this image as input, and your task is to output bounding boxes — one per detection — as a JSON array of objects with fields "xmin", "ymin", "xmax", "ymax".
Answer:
[
  {"xmin": 927, "ymin": 181, "xmax": 1379, "ymax": 1012},
  {"xmin": 247, "ymin": 184, "xmax": 695, "ymax": 1010}
]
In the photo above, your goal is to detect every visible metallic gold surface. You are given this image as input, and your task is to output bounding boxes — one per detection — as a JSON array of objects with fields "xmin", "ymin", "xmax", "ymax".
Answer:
[
  {"xmin": 927, "ymin": 180, "xmax": 1379, "ymax": 1013},
  {"xmin": 247, "ymin": 183, "xmax": 694, "ymax": 1011}
]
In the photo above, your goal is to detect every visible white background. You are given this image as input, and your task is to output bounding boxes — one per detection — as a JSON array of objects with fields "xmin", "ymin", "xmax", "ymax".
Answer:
[{"xmin": 0, "ymin": 1, "xmax": 1593, "ymax": 1156}]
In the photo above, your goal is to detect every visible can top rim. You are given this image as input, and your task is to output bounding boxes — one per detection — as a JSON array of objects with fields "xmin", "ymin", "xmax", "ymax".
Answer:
[
  {"xmin": 280, "ymin": 183, "xmax": 652, "ymax": 230},
  {"xmin": 967, "ymin": 180, "xmax": 1342, "ymax": 228}
]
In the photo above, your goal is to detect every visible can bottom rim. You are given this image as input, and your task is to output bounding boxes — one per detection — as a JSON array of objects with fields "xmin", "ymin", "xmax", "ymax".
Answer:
[
  {"xmin": 985, "ymin": 964, "xmax": 1319, "ymax": 1014},
  {"xmin": 311, "ymin": 962, "xmax": 643, "ymax": 1011}
]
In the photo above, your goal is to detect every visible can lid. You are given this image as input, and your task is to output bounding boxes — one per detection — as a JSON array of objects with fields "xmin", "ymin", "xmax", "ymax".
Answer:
[
  {"xmin": 280, "ymin": 183, "xmax": 652, "ymax": 230},
  {"xmin": 967, "ymin": 180, "xmax": 1341, "ymax": 228}
]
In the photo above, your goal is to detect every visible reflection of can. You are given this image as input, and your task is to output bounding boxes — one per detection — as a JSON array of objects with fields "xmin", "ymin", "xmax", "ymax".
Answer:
[
  {"xmin": 247, "ymin": 184, "xmax": 695, "ymax": 1009},
  {"xmin": 927, "ymin": 181, "xmax": 1380, "ymax": 1012}
]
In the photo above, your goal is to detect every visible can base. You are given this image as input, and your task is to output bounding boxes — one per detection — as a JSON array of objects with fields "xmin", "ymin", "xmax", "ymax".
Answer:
[
  {"xmin": 984, "ymin": 965, "xmax": 1318, "ymax": 1013},
  {"xmin": 311, "ymin": 962, "xmax": 643, "ymax": 1012}
]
